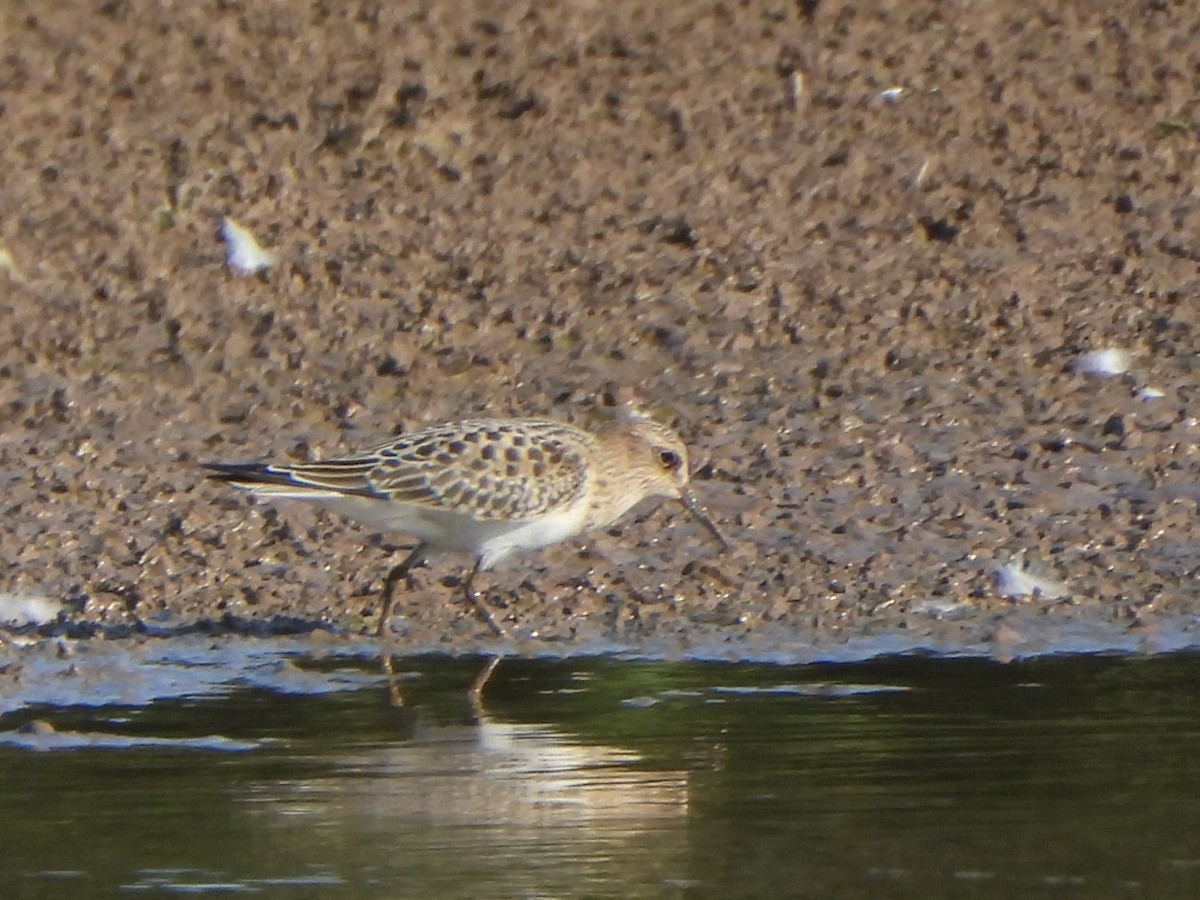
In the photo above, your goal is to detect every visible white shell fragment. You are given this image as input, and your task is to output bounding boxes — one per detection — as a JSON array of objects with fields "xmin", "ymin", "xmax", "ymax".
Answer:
[
  {"xmin": 1072, "ymin": 348, "xmax": 1130, "ymax": 377},
  {"xmin": 1136, "ymin": 386, "xmax": 1165, "ymax": 400},
  {"xmin": 788, "ymin": 70, "xmax": 805, "ymax": 109},
  {"xmin": 221, "ymin": 217, "xmax": 275, "ymax": 275},
  {"xmin": 878, "ymin": 86, "xmax": 905, "ymax": 103}
]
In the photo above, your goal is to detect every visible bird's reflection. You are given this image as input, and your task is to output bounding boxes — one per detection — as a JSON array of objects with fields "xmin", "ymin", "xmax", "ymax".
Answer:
[
  {"xmin": 381, "ymin": 652, "xmax": 500, "ymax": 718},
  {"xmin": 244, "ymin": 675, "xmax": 689, "ymax": 835}
]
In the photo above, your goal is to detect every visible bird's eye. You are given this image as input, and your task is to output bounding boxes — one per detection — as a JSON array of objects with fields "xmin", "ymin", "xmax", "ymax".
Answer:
[{"xmin": 658, "ymin": 450, "xmax": 682, "ymax": 470}]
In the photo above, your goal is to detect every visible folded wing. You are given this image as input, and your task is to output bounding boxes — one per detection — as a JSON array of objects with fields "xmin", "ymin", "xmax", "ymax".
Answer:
[{"xmin": 204, "ymin": 418, "xmax": 593, "ymax": 522}]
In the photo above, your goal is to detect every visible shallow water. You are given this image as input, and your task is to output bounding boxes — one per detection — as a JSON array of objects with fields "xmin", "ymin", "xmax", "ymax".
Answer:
[{"xmin": 1, "ymin": 651, "xmax": 1199, "ymax": 898}]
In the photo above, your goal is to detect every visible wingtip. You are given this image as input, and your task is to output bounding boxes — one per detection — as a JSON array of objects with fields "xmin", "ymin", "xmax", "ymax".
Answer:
[
  {"xmin": 201, "ymin": 461, "xmax": 277, "ymax": 484},
  {"xmin": 201, "ymin": 459, "xmax": 383, "ymax": 499}
]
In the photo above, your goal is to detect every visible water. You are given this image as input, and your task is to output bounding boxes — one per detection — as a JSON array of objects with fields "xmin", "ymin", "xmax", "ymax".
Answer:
[{"xmin": 1, "ymin": 652, "xmax": 1199, "ymax": 898}]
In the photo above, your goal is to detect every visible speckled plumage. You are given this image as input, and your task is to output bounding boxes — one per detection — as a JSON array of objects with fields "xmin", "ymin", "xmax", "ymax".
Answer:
[
  {"xmin": 204, "ymin": 412, "xmax": 728, "ymax": 636},
  {"xmin": 350, "ymin": 419, "xmax": 590, "ymax": 520}
]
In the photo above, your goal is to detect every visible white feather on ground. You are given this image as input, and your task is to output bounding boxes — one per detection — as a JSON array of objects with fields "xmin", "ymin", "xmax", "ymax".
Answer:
[
  {"xmin": 221, "ymin": 217, "xmax": 275, "ymax": 274},
  {"xmin": 1072, "ymin": 348, "xmax": 1130, "ymax": 377},
  {"xmin": 0, "ymin": 591, "xmax": 63, "ymax": 626},
  {"xmin": 995, "ymin": 556, "xmax": 1071, "ymax": 600}
]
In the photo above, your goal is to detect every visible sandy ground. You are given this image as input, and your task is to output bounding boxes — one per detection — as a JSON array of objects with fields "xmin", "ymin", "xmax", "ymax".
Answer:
[{"xmin": 1, "ymin": 0, "xmax": 1198, "ymax": 659}]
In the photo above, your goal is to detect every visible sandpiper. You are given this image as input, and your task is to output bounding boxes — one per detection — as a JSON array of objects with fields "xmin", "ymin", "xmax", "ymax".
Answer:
[{"xmin": 204, "ymin": 410, "xmax": 729, "ymax": 636}]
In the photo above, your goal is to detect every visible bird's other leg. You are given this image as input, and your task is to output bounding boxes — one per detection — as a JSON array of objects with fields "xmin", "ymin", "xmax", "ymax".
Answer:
[
  {"xmin": 463, "ymin": 557, "xmax": 508, "ymax": 638},
  {"xmin": 376, "ymin": 542, "xmax": 427, "ymax": 638}
]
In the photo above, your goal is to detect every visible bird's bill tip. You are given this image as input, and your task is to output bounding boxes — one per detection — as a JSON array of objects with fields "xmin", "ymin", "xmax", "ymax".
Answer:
[{"xmin": 681, "ymin": 490, "xmax": 731, "ymax": 551}]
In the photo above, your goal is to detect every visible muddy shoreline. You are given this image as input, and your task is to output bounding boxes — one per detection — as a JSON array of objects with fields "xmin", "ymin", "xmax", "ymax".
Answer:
[{"xmin": 1, "ymin": 1, "xmax": 1198, "ymax": 673}]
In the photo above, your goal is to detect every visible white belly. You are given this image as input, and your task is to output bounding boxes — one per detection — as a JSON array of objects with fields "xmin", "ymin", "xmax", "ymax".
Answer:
[{"xmin": 316, "ymin": 495, "xmax": 590, "ymax": 569}]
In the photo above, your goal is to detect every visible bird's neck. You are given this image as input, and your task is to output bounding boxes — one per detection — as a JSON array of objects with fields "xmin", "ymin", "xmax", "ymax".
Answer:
[{"xmin": 583, "ymin": 429, "xmax": 654, "ymax": 530}]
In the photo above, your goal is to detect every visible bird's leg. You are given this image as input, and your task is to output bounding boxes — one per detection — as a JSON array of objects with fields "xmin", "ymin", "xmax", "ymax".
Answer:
[
  {"xmin": 376, "ymin": 542, "xmax": 427, "ymax": 638},
  {"xmin": 467, "ymin": 656, "xmax": 502, "ymax": 718},
  {"xmin": 463, "ymin": 558, "xmax": 508, "ymax": 638}
]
